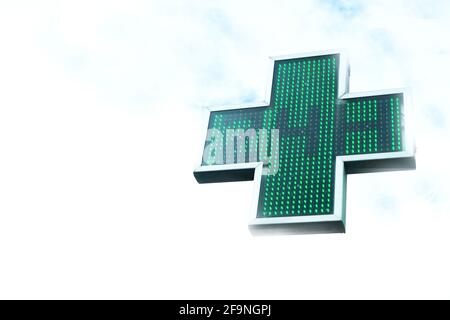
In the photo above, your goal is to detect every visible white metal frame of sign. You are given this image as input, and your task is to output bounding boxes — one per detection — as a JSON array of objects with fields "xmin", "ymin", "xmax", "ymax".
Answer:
[{"xmin": 193, "ymin": 49, "xmax": 416, "ymax": 235}]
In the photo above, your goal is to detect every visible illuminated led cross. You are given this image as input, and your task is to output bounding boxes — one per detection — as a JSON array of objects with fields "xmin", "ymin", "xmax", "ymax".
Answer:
[{"xmin": 194, "ymin": 50, "xmax": 415, "ymax": 235}]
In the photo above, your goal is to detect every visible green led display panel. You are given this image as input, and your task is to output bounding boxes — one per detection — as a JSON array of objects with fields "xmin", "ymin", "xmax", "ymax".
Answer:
[{"xmin": 201, "ymin": 54, "xmax": 405, "ymax": 218}]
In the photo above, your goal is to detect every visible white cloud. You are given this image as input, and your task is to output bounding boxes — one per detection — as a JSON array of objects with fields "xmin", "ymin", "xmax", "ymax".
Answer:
[{"xmin": 0, "ymin": 0, "xmax": 450, "ymax": 299}]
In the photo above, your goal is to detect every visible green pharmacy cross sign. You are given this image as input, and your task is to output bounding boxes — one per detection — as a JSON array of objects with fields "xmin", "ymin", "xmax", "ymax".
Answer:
[{"xmin": 194, "ymin": 50, "xmax": 415, "ymax": 235}]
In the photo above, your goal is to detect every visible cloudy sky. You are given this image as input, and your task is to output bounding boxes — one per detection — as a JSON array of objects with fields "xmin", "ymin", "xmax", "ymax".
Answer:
[{"xmin": 1, "ymin": 0, "xmax": 450, "ymax": 299}]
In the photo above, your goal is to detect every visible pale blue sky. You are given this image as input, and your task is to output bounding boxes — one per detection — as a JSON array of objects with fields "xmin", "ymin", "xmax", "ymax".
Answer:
[{"xmin": 1, "ymin": 0, "xmax": 450, "ymax": 298}]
